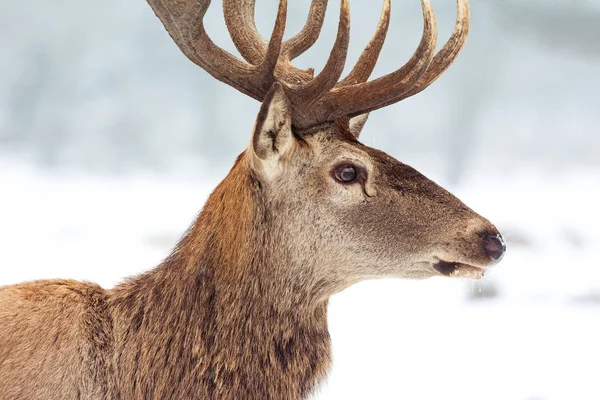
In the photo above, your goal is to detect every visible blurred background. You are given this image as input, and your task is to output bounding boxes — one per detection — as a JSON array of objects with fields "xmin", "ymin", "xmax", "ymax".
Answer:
[{"xmin": 1, "ymin": 0, "xmax": 599, "ymax": 399}]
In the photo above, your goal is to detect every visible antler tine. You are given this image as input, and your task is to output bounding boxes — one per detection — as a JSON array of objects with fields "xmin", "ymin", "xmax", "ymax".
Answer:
[
  {"xmin": 282, "ymin": 0, "xmax": 329, "ymax": 61},
  {"xmin": 316, "ymin": 0, "xmax": 438, "ymax": 122},
  {"xmin": 338, "ymin": 0, "xmax": 391, "ymax": 87},
  {"xmin": 396, "ymin": 0, "xmax": 470, "ymax": 101},
  {"xmin": 256, "ymin": 0, "xmax": 288, "ymax": 93},
  {"xmin": 223, "ymin": 0, "xmax": 326, "ymax": 84},
  {"xmin": 287, "ymin": 0, "xmax": 350, "ymax": 117},
  {"xmin": 223, "ymin": 0, "xmax": 265, "ymax": 65},
  {"xmin": 223, "ymin": 0, "xmax": 328, "ymax": 65}
]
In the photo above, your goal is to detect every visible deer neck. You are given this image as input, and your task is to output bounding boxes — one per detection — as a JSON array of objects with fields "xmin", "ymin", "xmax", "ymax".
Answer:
[{"xmin": 109, "ymin": 156, "xmax": 332, "ymax": 399}]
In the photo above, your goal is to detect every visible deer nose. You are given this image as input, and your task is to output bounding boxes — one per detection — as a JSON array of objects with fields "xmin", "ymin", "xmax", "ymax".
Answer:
[{"xmin": 481, "ymin": 233, "xmax": 506, "ymax": 262}]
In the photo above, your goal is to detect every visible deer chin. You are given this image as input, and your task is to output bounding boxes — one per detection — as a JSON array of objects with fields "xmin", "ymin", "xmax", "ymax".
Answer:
[{"xmin": 432, "ymin": 260, "xmax": 486, "ymax": 280}]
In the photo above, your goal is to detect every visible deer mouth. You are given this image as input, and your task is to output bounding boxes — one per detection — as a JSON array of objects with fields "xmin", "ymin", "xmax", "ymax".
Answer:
[{"xmin": 433, "ymin": 261, "xmax": 486, "ymax": 280}]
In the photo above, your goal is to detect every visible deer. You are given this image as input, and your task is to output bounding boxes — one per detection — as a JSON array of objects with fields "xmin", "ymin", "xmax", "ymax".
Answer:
[{"xmin": 0, "ymin": 0, "xmax": 506, "ymax": 399}]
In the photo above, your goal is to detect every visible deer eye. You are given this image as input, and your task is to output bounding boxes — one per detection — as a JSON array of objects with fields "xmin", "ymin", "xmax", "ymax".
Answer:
[{"xmin": 335, "ymin": 165, "xmax": 358, "ymax": 183}]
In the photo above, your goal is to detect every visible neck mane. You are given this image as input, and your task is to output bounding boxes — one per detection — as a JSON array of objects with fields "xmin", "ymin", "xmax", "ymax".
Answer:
[{"xmin": 109, "ymin": 154, "xmax": 332, "ymax": 399}]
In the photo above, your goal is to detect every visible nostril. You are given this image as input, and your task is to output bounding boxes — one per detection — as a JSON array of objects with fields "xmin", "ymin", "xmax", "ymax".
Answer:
[{"xmin": 481, "ymin": 234, "xmax": 506, "ymax": 262}]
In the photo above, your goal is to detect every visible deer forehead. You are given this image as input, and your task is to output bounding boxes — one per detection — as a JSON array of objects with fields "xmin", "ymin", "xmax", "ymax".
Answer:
[{"xmin": 310, "ymin": 138, "xmax": 374, "ymax": 170}]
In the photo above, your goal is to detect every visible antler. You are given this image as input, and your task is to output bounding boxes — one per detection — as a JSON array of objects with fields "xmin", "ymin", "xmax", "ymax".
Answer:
[{"xmin": 147, "ymin": 0, "xmax": 470, "ymax": 131}]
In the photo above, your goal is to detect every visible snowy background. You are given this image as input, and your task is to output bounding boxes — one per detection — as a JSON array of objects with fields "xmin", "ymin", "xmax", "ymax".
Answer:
[{"xmin": 1, "ymin": 0, "xmax": 599, "ymax": 399}]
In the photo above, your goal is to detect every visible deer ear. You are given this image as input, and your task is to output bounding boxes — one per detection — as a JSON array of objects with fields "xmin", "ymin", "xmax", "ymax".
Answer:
[
  {"xmin": 349, "ymin": 113, "xmax": 370, "ymax": 138},
  {"xmin": 250, "ymin": 83, "xmax": 293, "ymax": 162}
]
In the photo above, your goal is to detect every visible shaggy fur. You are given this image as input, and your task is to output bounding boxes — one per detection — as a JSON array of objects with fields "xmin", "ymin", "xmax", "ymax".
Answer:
[
  {"xmin": 0, "ymin": 155, "xmax": 330, "ymax": 400},
  {"xmin": 0, "ymin": 88, "xmax": 501, "ymax": 399}
]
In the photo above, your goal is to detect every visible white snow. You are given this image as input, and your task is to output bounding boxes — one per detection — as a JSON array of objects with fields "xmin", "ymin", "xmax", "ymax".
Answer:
[{"xmin": 1, "ymin": 160, "xmax": 599, "ymax": 400}]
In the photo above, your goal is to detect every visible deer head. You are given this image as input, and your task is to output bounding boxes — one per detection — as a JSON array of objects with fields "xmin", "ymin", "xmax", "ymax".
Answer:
[{"xmin": 147, "ymin": 0, "xmax": 505, "ymax": 292}]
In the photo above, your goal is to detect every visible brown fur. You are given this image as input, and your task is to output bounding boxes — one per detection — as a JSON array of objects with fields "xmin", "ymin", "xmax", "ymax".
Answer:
[
  {"xmin": 0, "ymin": 280, "xmax": 112, "ymax": 399},
  {"xmin": 0, "ymin": 1, "xmax": 481, "ymax": 396},
  {"xmin": 0, "ymin": 155, "xmax": 331, "ymax": 399},
  {"xmin": 0, "ymin": 92, "xmax": 502, "ymax": 399}
]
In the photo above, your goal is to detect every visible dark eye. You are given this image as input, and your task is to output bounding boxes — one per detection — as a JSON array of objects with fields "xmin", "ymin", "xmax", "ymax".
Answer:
[{"xmin": 335, "ymin": 165, "xmax": 358, "ymax": 183}]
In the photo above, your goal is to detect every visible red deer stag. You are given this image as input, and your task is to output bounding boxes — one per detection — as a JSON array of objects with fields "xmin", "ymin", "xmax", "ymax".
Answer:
[{"xmin": 0, "ymin": 0, "xmax": 505, "ymax": 398}]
